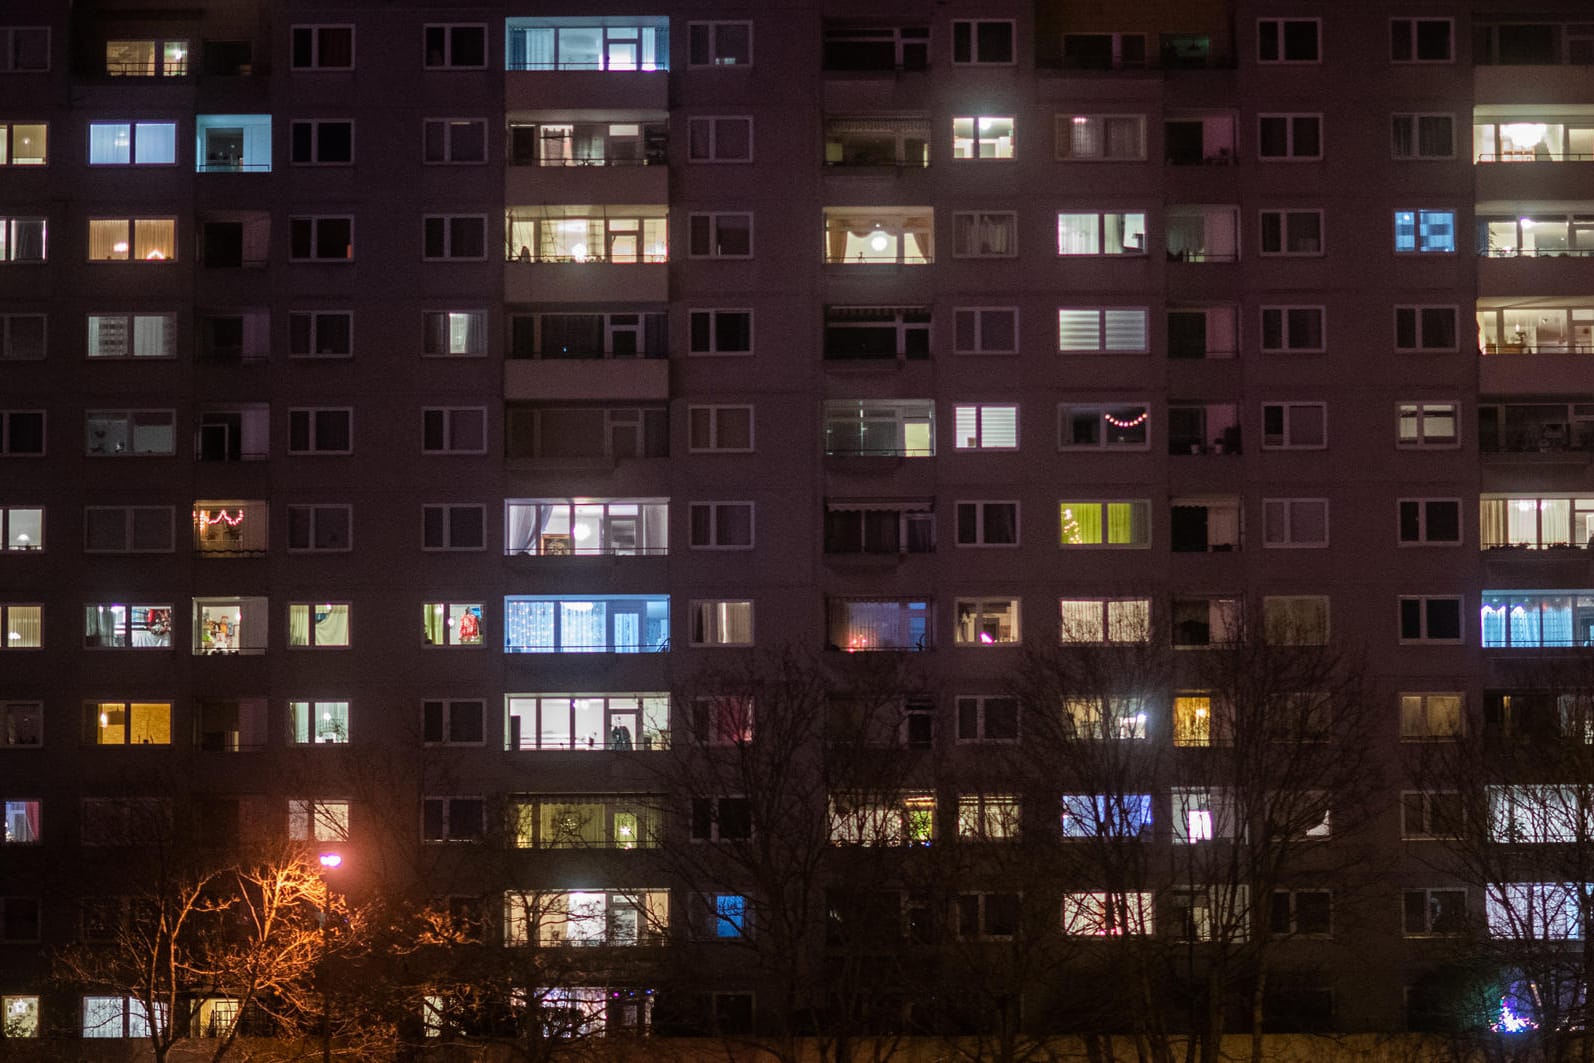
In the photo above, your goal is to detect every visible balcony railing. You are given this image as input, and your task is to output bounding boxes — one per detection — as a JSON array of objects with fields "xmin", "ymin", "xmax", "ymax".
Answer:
[{"xmin": 1478, "ymin": 152, "xmax": 1594, "ymax": 163}]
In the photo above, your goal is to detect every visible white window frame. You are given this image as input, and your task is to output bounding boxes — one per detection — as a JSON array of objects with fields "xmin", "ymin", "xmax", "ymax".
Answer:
[
  {"xmin": 83, "ymin": 603, "xmax": 172, "ymax": 650},
  {"xmin": 687, "ymin": 21, "xmax": 753, "ymax": 67},
  {"xmin": 688, "ymin": 501, "xmax": 755, "ymax": 550},
  {"xmin": 287, "ymin": 408, "xmax": 353, "ymax": 455},
  {"xmin": 951, "ymin": 211, "xmax": 1017, "ymax": 258},
  {"xmin": 951, "ymin": 19, "xmax": 1015, "ymax": 66},
  {"xmin": 422, "ymin": 118, "xmax": 486, "ymax": 164},
  {"xmin": 86, "ymin": 312, "xmax": 176, "ymax": 359},
  {"xmin": 423, "ymin": 215, "xmax": 487, "ymax": 261},
  {"xmin": 688, "ymin": 405, "xmax": 754, "ymax": 453},
  {"xmin": 953, "ymin": 403, "xmax": 1018, "ymax": 451},
  {"xmin": 1394, "ymin": 305, "xmax": 1459, "ymax": 352},
  {"xmin": 1390, "ymin": 18, "xmax": 1454, "ymax": 63},
  {"xmin": 954, "ymin": 597, "xmax": 1021, "ymax": 646},
  {"xmin": 421, "ymin": 407, "xmax": 488, "ymax": 455},
  {"xmin": 955, "ymin": 695, "xmax": 1020, "ymax": 744},
  {"xmin": 0, "ymin": 604, "xmax": 41, "ymax": 649},
  {"xmin": 289, "ymin": 119, "xmax": 354, "ymax": 165},
  {"xmin": 1397, "ymin": 402, "xmax": 1460, "ymax": 449},
  {"xmin": 1261, "ymin": 402, "xmax": 1328, "ymax": 450},
  {"xmin": 288, "ymin": 310, "xmax": 352, "ymax": 358},
  {"xmin": 289, "ymin": 215, "xmax": 353, "ymax": 262},
  {"xmin": 0, "ymin": 313, "xmax": 45, "ymax": 360},
  {"xmin": 689, "ymin": 599, "xmax": 754, "ymax": 647},
  {"xmin": 84, "ymin": 409, "xmax": 175, "ymax": 456},
  {"xmin": 1391, "ymin": 113, "xmax": 1454, "ymax": 160},
  {"xmin": 688, "ymin": 309, "xmax": 753, "ymax": 356},
  {"xmin": 83, "ymin": 506, "xmax": 174, "ymax": 553},
  {"xmin": 87, "ymin": 217, "xmax": 177, "ymax": 263},
  {"xmin": 422, "ymin": 24, "xmax": 487, "ymax": 70},
  {"xmin": 0, "ymin": 217, "xmax": 46, "ymax": 263},
  {"xmin": 1260, "ymin": 305, "xmax": 1326, "ymax": 353},
  {"xmin": 1054, "ymin": 114, "xmax": 1146, "ymax": 161},
  {"xmin": 688, "ymin": 212, "xmax": 753, "ymax": 259},
  {"xmin": 422, "ymin": 504, "xmax": 486, "ymax": 551},
  {"xmin": 0, "ymin": 506, "xmax": 42, "ymax": 552},
  {"xmin": 1394, "ymin": 209, "xmax": 1456, "ymax": 254},
  {"xmin": 1058, "ymin": 499, "xmax": 1152, "ymax": 549},
  {"xmin": 687, "ymin": 116, "xmax": 753, "ymax": 163},
  {"xmin": 87, "ymin": 121, "xmax": 178, "ymax": 166},
  {"xmin": 955, "ymin": 500, "xmax": 1019, "ymax": 547},
  {"xmin": 1258, "ymin": 209, "xmax": 1324, "ymax": 256},
  {"xmin": 286, "ymin": 504, "xmax": 352, "ymax": 552},
  {"xmin": 1057, "ymin": 307, "xmax": 1149, "ymax": 353},
  {"xmin": 1056, "ymin": 211, "xmax": 1148, "ymax": 256},
  {"xmin": 1400, "ymin": 693, "xmax": 1464, "ymax": 740},
  {"xmin": 0, "ymin": 121, "xmax": 47, "ymax": 167},
  {"xmin": 951, "ymin": 115, "xmax": 1015, "ymax": 160},
  {"xmin": 1257, "ymin": 18, "xmax": 1321, "ymax": 63},
  {"xmin": 1057, "ymin": 404, "xmax": 1151, "ymax": 451},
  {"xmin": 1262, "ymin": 498, "xmax": 1329, "ymax": 548},
  {"xmin": 954, "ymin": 307, "xmax": 1018, "ymax": 354},
  {"xmin": 290, "ymin": 25, "xmax": 354, "ymax": 71},
  {"xmin": 1398, "ymin": 595, "xmax": 1463, "ymax": 644},
  {"xmin": 288, "ymin": 700, "xmax": 350, "ymax": 743},
  {"xmin": 287, "ymin": 798, "xmax": 350, "ymax": 841},
  {"xmin": 1398, "ymin": 498, "xmax": 1461, "ymax": 546},
  {"xmin": 1257, "ymin": 113, "xmax": 1322, "ymax": 161}
]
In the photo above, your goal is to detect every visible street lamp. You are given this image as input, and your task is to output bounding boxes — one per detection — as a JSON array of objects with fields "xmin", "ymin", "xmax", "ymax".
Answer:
[{"xmin": 316, "ymin": 852, "xmax": 343, "ymax": 1063}]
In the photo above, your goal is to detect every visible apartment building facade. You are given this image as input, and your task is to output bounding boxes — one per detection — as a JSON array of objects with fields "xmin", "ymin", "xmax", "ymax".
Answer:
[{"xmin": 4, "ymin": 0, "xmax": 1594, "ymax": 1052}]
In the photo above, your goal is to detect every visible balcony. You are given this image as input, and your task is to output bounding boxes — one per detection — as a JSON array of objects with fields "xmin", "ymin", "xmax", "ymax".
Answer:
[
  {"xmin": 504, "ymin": 19, "xmax": 668, "ymax": 112},
  {"xmin": 505, "ymin": 358, "xmax": 667, "ymax": 402}
]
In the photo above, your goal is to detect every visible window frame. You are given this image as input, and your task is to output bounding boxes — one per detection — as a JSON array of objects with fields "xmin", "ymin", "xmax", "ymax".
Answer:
[
  {"xmin": 422, "ymin": 24, "xmax": 487, "ymax": 70},
  {"xmin": 87, "ymin": 121, "xmax": 178, "ymax": 167},
  {"xmin": 1260, "ymin": 402, "xmax": 1328, "ymax": 451},
  {"xmin": 290, "ymin": 25, "xmax": 355, "ymax": 71},
  {"xmin": 289, "ymin": 118, "xmax": 355, "ymax": 165},
  {"xmin": 421, "ymin": 796, "xmax": 486, "ymax": 843},
  {"xmin": 951, "ymin": 211, "xmax": 1018, "ymax": 258},
  {"xmin": 288, "ymin": 215, "xmax": 354, "ymax": 262},
  {"xmin": 1401, "ymin": 790, "xmax": 1461, "ymax": 839},
  {"xmin": 286, "ymin": 603, "xmax": 351, "ymax": 649},
  {"xmin": 0, "ymin": 313, "xmax": 46, "ymax": 360},
  {"xmin": 286, "ymin": 504, "xmax": 352, "ymax": 553},
  {"xmin": 1400, "ymin": 692, "xmax": 1464, "ymax": 741},
  {"xmin": 0, "ymin": 216, "xmax": 47, "ymax": 264},
  {"xmin": 688, "ymin": 308, "xmax": 753, "ymax": 356},
  {"xmin": 688, "ymin": 405, "xmax": 754, "ymax": 453},
  {"xmin": 86, "ymin": 312, "xmax": 177, "ymax": 360},
  {"xmin": 688, "ymin": 501, "xmax": 754, "ymax": 550},
  {"xmin": 956, "ymin": 500, "xmax": 1020, "ymax": 548},
  {"xmin": 1396, "ymin": 402, "xmax": 1460, "ymax": 449},
  {"xmin": 1394, "ymin": 305, "xmax": 1460, "ymax": 352},
  {"xmin": 954, "ymin": 307, "xmax": 1018, "ymax": 355},
  {"xmin": 0, "ymin": 28, "xmax": 50, "ymax": 73},
  {"xmin": 422, "ymin": 215, "xmax": 487, "ymax": 262},
  {"xmin": 1054, "ymin": 114, "xmax": 1146, "ymax": 162},
  {"xmin": 687, "ymin": 212, "xmax": 754, "ymax": 259},
  {"xmin": 687, "ymin": 21, "xmax": 753, "ymax": 68},
  {"xmin": 953, "ymin": 597, "xmax": 1021, "ymax": 647},
  {"xmin": 83, "ymin": 506, "xmax": 174, "ymax": 554},
  {"xmin": 422, "ymin": 118, "xmax": 486, "ymax": 165},
  {"xmin": 955, "ymin": 694, "xmax": 1020, "ymax": 744},
  {"xmin": 1394, "ymin": 209, "xmax": 1456, "ymax": 254},
  {"xmin": 1390, "ymin": 18, "xmax": 1454, "ymax": 63},
  {"xmin": 1398, "ymin": 498, "xmax": 1462, "ymax": 546},
  {"xmin": 0, "ymin": 506, "xmax": 42, "ymax": 552},
  {"xmin": 1391, "ymin": 113, "xmax": 1454, "ymax": 160},
  {"xmin": 86, "ymin": 217, "xmax": 177, "ymax": 263},
  {"xmin": 689, "ymin": 599, "xmax": 755, "ymax": 648},
  {"xmin": 421, "ymin": 504, "xmax": 486, "ymax": 552},
  {"xmin": 686, "ymin": 116, "xmax": 753, "ymax": 163},
  {"xmin": 952, "ymin": 403, "xmax": 1019, "ymax": 451},
  {"xmin": 1398, "ymin": 595, "xmax": 1464, "ymax": 645},
  {"xmin": 287, "ymin": 408, "xmax": 353, "ymax": 456},
  {"xmin": 421, "ymin": 407, "xmax": 488, "ymax": 456},
  {"xmin": 0, "ymin": 410, "xmax": 44, "ymax": 456},
  {"xmin": 951, "ymin": 19, "xmax": 1016, "ymax": 66},
  {"xmin": 287, "ymin": 310, "xmax": 353, "ymax": 359},
  {"xmin": 1257, "ymin": 113, "xmax": 1323, "ymax": 161},
  {"xmin": 422, "ymin": 699, "xmax": 485, "ymax": 747},
  {"xmin": 1262, "ymin": 498, "xmax": 1329, "ymax": 548},
  {"xmin": 1260, "ymin": 305, "xmax": 1326, "ymax": 354},
  {"xmin": 1058, "ymin": 500, "xmax": 1150, "ymax": 548},
  {"xmin": 1257, "ymin": 18, "xmax": 1322, "ymax": 63},
  {"xmin": 1258, "ymin": 209, "xmax": 1324, "ymax": 256}
]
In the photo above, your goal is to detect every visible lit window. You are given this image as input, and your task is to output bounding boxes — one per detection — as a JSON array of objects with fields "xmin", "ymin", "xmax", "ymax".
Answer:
[
  {"xmin": 504, "ymin": 18, "xmax": 668, "ymax": 72},
  {"xmin": 1394, "ymin": 209, "xmax": 1455, "ymax": 253},
  {"xmin": 1058, "ymin": 308, "xmax": 1149, "ymax": 352},
  {"xmin": 287, "ymin": 799, "xmax": 349, "ymax": 841},
  {"xmin": 0, "ymin": 217, "xmax": 45, "ymax": 263},
  {"xmin": 505, "ymin": 499, "xmax": 668, "ymax": 556},
  {"xmin": 1062, "ymin": 892, "xmax": 1154, "ymax": 935},
  {"xmin": 0, "ymin": 507, "xmax": 41, "ymax": 551},
  {"xmin": 83, "ymin": 604, "xmax": 171, "ymax": 649},
  {"xmin": 192, "ymin": 597, "xmax": 266, "ymax": 654},
  {"xmin": 1401, "ymin": 693, "xmax": 1463, "ymax": 740},
  {"xmin": 1061, "ymin": 793, "xmax": 1153, "ymax": 839},
  {"xmin": 104, "ymin": 39, "xmax": 187, "ymax": 77},
  {"xmin": 1173, "ymin": 694, "xmax": 1224, "ymax": 747},
  {"xmin": 1397, "ymin": 402, "xmax": 1459, "ymax": 448},
  {"xmin": 1055, "ymin": 114, "xmax": 1144, "ymax": 161},
  {"xmin": 690, "ymin": 600, "xmax": 754, "ymax": 647},
  {"xmin": 958, "ymin": 794, "xmax": 1020, "ymax": 840},
  {"xmin": 0, "ymin": 604, "xmax": 40, "ymax": 645},
  {"xmin": 83, "ymin": 995, "xmax": 168, "ymax": 1038},
  {"xmin": 2, "ymin": 799, "xmax": 41, "ymax": 842},
  {"xmin": 1, "ymin": 994, "xmax": 39, "ymax": 1036},
  {"xmin": 827, "ymin": 598, "xmax": 931, "ymax": 651},
  {"xmin": 87, "ymin": 218, "xmax": 176, "ymax": 261},
  {"xmin": 1062, "ymin": 697, "xmax": 1147, "ymax": 740},
  {"xmin": 83, "ymin": 701, "xmax": 172, "ymax": 745},
  {"xmin": 87, "ymin": 313, "xmax": 175, "ymax": 359},
  {"xmin": 1058, "ymin": 501, "xmax": 1149, "ymax": 546},
  {"xmin": 194, "ymin": 114, "xmax": 270, "ymax": 172},
  {"xmin": 953, "ymin": 404, "xmax": 1017, "ymax": 450},
  {"xmin": 829, "ymin": 792, "xmax": 936, "ymax": 845},
  {"xmin": 505, "ymin": 693, "xmax": 669, "ymax": 752},
  {"xmin": 954, "ymin": 598, "xmax": 1020, "ymax": 645},
  {"xmin": 1059, "ymin": 598, "xmax": 1149, "ymax": 644},
  {"xmin": 822, "ymin": 207, "xmax": 932, "ymax": 264},
  {"xmin": 85, "ymin": 410, "xmax": 175, "ymax": 456},
  {"xmin": 506, "ymin": 209, "xmax": 667, "ymax": 263},
  {"xmin": 503, "ymin": 596, "xmax": 669, "ymax": 653},
  {"xmin": 1058, "ymin": 404, "xmax": 1150, "ymax": 449},
  {"xmin": 952, "ymin": 116, "xmax": 1014, "ymax": 160},
  {"xmin": 423, "ymin": 603, "xmax": 483, "ymax": 646},
  {"xmin": 1057, "ymin": 211, "xmax": 1147, "ymax": 255},
  {"xmin": 1173, "ymin": 788, "xmax": 1238, "ymax": 843},
  {"xmin": 287, "ymin": 604, "xmax": 350, "ymax": 648},
  {"xmin": 87, "ymin": 121, "xmax": 176, "ymax": 165},
  {"xmin": 1487, "ymin": 882, "xmax": 1583, "ymax": 940}
]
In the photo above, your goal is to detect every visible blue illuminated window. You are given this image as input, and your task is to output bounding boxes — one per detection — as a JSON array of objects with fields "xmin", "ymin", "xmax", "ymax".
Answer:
[
  {"xmin": 88, "ymin": 122, "xmax": 176, "ymax": 166},
  {"xmin": 503, "ymin": 595, "xmax": 669, "ymax": 653},
  {"xmin": 1395, "ymin": 209, "xmax": 1454, "ymax": 253},
  {"xmin": 194, "ymin": 115, "xmax": 271, "ymax": 173},
  {"xmin": 505, "ymin": 18, "xmax": 668, "ymax": 71},
  {"xmin": 714, "ymin": 894, "xmax": 746, "ymax": 938}
]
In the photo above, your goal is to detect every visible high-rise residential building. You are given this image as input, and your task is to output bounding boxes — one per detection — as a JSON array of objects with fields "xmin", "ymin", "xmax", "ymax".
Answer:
[{"xmin": 6, "ymin": 0, "xmax": 1594, "ymax": 1053}]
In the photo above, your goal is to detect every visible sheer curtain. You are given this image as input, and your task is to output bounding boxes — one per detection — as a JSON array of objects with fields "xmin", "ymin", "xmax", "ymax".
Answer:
[
  {"xmin": 133, "ymin": 314, "xmax": 171, "ymax": 357},
  {"xmin": 135, "ymin": 121, "xmax": 177, "ymax": 164},
  {"xmin": 89, "ymin": 123, "xmax": 131, "ymax": 164},
  {"xmin": 561, "ymin": 601, "xmax": 605, "ymax": 651}
]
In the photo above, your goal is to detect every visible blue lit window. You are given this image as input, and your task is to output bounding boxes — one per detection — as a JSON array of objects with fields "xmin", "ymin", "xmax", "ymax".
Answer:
[
  {"xmin": 1060, "ymin": 793, "xmax": 1152, "ymax": 838},
  {"xmin": 88, "ymin": 122, "xmax": 176, "ymax": 166},
  {"xmin": 505, "ymin": 18, "xmax": 668, "ymax": 71},
  {"xmin": 503, "ymin": 595, "xmax": 669, "ymax": 653},
  {"xmin": 714, "ymin": 894, "xmax": 746, "ymax": 938},
  {"xmin": 1395, "ymin": 209, "xmax": 1454, "ymax": 253},
  {"xmin": 194, "ymin": 115, "xmax": 271, "ymax": 173}
]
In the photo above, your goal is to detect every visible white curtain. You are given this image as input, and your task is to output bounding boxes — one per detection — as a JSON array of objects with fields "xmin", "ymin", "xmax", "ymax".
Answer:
[
  {"xmin": 133, "ymin": 314, "xmax": 171, "ymax": 357},
  {"xmin": 90, "ymin": 124, "xmax": 129, "ymax": 164},
  {"xmin": 561, "ymin": 602, "xmax": 605, "ymax": 652}
]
